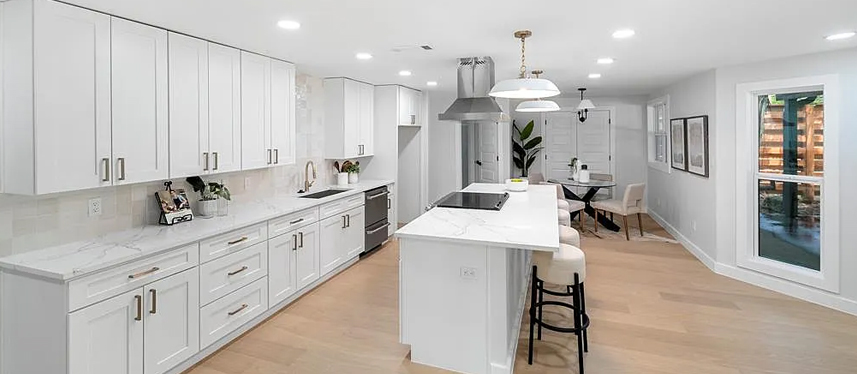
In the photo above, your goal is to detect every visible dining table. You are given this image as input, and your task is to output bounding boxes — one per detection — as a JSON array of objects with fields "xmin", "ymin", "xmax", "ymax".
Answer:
[{"xmin": 550, "ymin": 178, "xmax": 621, "ymax": 232}]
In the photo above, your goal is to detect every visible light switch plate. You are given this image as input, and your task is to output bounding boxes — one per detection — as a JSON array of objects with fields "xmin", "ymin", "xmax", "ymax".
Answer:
[
  {"xmin": 88, "ymin": 198, "xmax": 102, "ymax": 217},
  {"xmin": 460, "ymin": 267, "xmax": 477, "ymax": 279}
]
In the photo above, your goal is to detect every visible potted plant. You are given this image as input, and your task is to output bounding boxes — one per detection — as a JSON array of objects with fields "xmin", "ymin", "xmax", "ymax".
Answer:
[
  {"xmin": 568, "ymin": 157, "xmax": 579, "ymax": 180},
  {"xmin": 512, "ymin": 120, "xmax": 543, "ymax": 178},
  {"xmin": 344, "ymin": 162, "xmax": 360, "ymax": 184},
  {"xmin": 186, "ymin": 177, "xmax": 231, "ymax": 217}
]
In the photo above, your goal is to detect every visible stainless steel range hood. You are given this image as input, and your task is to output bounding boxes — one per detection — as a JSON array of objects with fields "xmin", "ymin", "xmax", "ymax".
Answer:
[{"xmin": 438, "ymin": 57, "xmax": 507, "ymax": 122}]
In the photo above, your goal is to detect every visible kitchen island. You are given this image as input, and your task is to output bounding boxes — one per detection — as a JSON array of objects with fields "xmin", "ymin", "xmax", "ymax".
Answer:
[{"xmin": 396, "ymin": 183, "xmax": 559, "ymax": 374}]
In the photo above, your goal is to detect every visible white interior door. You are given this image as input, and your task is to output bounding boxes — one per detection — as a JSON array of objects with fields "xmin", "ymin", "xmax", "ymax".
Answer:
[
  {"xmin": 478, "ymin": 122, "xmax": 499, "ymax": 183},
  {"xmin": 545, "ymin": 112, "xmax": 576, "ymax": 182},
  {"xmin": 111, "ymin": 18, "xmax": 169, "ymax": 185},
  {"xmin": 577, "ymin": 110, "xmax": 612, "ymax": 174}
]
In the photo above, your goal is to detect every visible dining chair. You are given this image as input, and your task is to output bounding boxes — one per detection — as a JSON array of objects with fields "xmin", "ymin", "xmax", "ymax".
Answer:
[
  {"xmin": 591, "ymin": 183, "xmax": 646, "ymax": 240},
  {"xmin": 529, "ymin": 172, "xmax": 545, "ymax": 184},
  {"xmin": 589, "ymin": 173, "xmax": 614, "ymax": 200},
  {"xmin": 543, "ymin": 182, "xmax": 586, "ymax": 230}
]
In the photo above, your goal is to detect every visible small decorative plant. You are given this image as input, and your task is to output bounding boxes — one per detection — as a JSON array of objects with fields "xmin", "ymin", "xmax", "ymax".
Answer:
[
  {"xmin": 344, "ymin": 162, "xmax": 360, "ymax": 174},
  {"xmin": 512, "ymin": 120, "xmax": 543, "ymax": 177},
  {"xmin": 186, "ymin": 177, "xmax": 231, "ymax": 201},
  {"xmin": 568, "ymin": 157, "xmax": 579, "ymax": 172}
]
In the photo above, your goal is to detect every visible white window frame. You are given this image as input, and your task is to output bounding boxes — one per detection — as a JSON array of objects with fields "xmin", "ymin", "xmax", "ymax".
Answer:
[
  {"xmin": 735, "ymin": 75, "xmax": 841, "ymax": 293},
  {"xmin": 647, "ymin": 95, "xmax": 670, "ymax": 173}
]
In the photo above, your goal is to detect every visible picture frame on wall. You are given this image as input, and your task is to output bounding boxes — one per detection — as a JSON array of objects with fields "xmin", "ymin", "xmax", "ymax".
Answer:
[
  {"xmin": 686, "ymin": 115, "xmax": 710, "ymax": 177},
  {"xmin": 670, "ymin": 118, "xmax": 687, "ymax": 170}
]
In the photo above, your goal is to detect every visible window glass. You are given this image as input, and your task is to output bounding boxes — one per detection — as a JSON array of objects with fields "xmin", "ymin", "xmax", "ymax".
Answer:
[
  {"xmin": 758, "ymin": 179, "xmax": 821, "ymax": 271},
  {"xmin": 758, "ymin": 92, "xmax": 824, "ymax": 176}
]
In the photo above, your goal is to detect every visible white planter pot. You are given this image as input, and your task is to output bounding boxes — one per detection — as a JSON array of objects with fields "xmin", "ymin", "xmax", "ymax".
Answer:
[
  {"xmin": 198, "ymin": 200, "xmax": 218, "ymax": 217},
  {"xmin": 348, "ymin": 173, "xmax": 359, "ymax": 184},
  {"xmin": 337, "ymin": 173, "xmax": 348, "ymax": 187}
]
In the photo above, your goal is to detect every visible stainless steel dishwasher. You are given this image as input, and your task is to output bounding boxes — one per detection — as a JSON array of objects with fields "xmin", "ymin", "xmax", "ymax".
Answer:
[{"xmin": 364, "ymin": 186, "xmax": 390, "ymax": 254}]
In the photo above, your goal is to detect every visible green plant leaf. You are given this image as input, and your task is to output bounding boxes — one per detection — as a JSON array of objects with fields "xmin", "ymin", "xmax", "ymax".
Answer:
[
  {"xmin": 512, "ymin": 142, "xmax": 526, "ymax": 157},
  {"xmin": 513, "ymin": 121, "xmax": 522, "ymax": 136},
  {"xmin": 523, "ymin": 136, "xmax": 542, "ymax": 150},
  {"xmin": 526, "ymin": 155, "xmax": 537, "ymax": 169},
  {"xmin": 513, "ymin": 157, "xmax": 524, "ymax": 169},
  {"xmin": 520, "ymin": 120, "xmax": 535, "ymax": 140}
]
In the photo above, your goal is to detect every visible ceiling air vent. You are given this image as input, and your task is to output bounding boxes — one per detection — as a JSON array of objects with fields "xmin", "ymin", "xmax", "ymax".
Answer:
[{"xmin": 420, "ymin": 45, "xmax": 433, "ymax": 50}]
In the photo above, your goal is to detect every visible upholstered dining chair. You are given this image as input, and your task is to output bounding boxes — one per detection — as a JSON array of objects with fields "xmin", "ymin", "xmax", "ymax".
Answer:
[
  {"xmin": 544, "ymin": 182, "xmax": 586, "ymax": 230},
  {"xmin": 528, "ymin": 172, "xmax": 545, "ymax": 184},
  {"xmin": 592, "ymin": 183, "xmax": 646, "ymax": 240}
]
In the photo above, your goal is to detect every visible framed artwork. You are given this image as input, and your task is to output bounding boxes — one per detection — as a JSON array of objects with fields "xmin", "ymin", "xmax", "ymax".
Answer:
[
  {"xmin": 670, "ymin": 118, "xmax": 687, "ymax": 170},
  {"xmin": 686, "ymin": 115, "xmax": 710, "ymax": 177}
]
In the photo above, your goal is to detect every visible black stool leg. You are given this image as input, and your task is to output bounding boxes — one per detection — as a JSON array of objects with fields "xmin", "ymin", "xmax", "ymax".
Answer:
[
  {"xmin": 573, "ymin": 273, "xmax": 585, "ymax": 374},
  {"xmin": 528, "ymin": 266, "xmax": 537, "ymax": 365},
  {"xmin": 580, "ymin": 282, "xmax": 588, "ymax": 353},
  {"xmin": 537, "ymin": 280, "xmax": 544, "ymax": 340}
]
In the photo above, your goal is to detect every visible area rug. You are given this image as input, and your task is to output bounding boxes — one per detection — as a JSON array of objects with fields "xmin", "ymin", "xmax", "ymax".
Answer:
[{"xmin": 582, "ymin": 228, "xmax": 679, "ymax": 243}]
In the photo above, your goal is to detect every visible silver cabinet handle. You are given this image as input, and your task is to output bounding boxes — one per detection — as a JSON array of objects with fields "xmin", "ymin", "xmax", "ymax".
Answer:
[
  {"xmin": 267, "ymin": 149, "xmax": 272, "ymax": 165},
  {"xmin": 367, "ymin": 222, "xmax": 391, "ymax": 235},
  {"xmin": 101, "ymin": 158, "xmax": 110, "ymax": 182},
  {"xmin": 367, "ymin": 191, "xmax": 388, "ymax": 200},
  {"xmin": 274, "ymin": 149, "xmax": 279, "ymax": 164},
  {"xmin": 228, "ymin": 303, "xmax": 248, "ymax": 316},
  {"xmin": 292, "ymin": 234, "xmax": 298, "ymax": 251},
  {"xmin": 203, "ymin": 152, "xmax": 209, "ymax": 171},
  {"xmin": 299, "ymin": 232, "xmax": 304, "ymax": 248},
  {"xmin": 117, "ymin": 158, "xmax": 126, "ymax": 181},
  {"xmin": 149, "ymin": 289, "xmax": 157, "ymax": 315},
  {"xmin": 134, "ymin": 295, "xmax": 143, "ymax": 321},
  {"xmin": 213, "ymin": 152, "xmax": 219, "ymax": 170},
  {"xmin": 228, "ymin": 236, "xmax": 249, "ymax": 245},
  {"xmin": 346, "ymin": 214, "xmax": 351, "ymax": 228},
  {"xmin": 128, "ymin": 267, "xmax": 160, "ymax": 279},
  {"xmin": 342, "ymin": 215, "xmax": 347, "ymax": 229},
  {"xmin": 388, "ymin": 198, "xmax": 391, "ymax": 209},
  {"xmin": 228, "ymin": 266, "xmax": 248, "ymax": 276},
  {"xmin": 289, "ymin": 218, "xmax": 304, "ymax": 225}
]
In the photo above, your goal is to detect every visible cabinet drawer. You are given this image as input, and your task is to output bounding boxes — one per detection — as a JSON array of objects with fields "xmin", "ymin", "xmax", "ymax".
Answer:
[
  {"xmin": 200, "ymin": 277, "xmax": 268, "ymax": 349},
  {"xmin": 199, "ymin": 242, "xmax": 268, "ymax": 306},
  {"xmin": 268, "ymin": 208, "xmax": 318, "ymax": 239},
  {"xmin": 68, "ymin": 244, "xmax": 199, "ymax": 312},
  {"xmin": 319, "ymin": 194, "xmax": 364, "ymax": 219},
  {"xmin": 199, "ymin": 223, "xmax": 267, "ymax": 264}
]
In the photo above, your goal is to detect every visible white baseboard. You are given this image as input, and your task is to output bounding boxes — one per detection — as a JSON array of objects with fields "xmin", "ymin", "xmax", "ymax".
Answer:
[
  {"xmin": 647, "ymin": 210, "xmax": 857, "ymax": 317},
  {"xmin": 647, "ymin": 210, "xmax": 717, "ymax": 271}
]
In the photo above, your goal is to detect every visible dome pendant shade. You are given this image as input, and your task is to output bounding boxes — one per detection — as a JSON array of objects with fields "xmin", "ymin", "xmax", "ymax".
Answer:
[
  {"xmin": 516, "ymin": 99, "xmax": 560, "ymax": 112},
  {"xmin": 577, "ymin": 99, "xmax": 595, "ymax": 111},
  {"xmin": 489, "ymin": 78, "xmax": 561, "ymax": 99}
]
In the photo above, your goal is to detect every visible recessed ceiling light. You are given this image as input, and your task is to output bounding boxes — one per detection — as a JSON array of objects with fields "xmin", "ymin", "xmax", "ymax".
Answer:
[
  {"xmin": 277, "ymin": 20, "xmax": 301, "ymax": 30},
  {"xmin": 399, "ymin": 70, "xmax": 412, "ymax": 77},
  {"xmin": 426, "ymin": 81, "xmax": 438, "ymax": 87},
  {"xmin": 588, "ymin": 73, "xmax": 602, "ymax": 79},
  {"xmin": 597, "ymin": 57, "xmax": 615, "ymax": 64},
  {"xmin": 825, "ymin": 31, "xmax": 856, "ymax": 41},
  {"xmin": 612, "ymin": 29, "xmax": 635, "ymax": 39},
  {"xmin": 355, "ymin": 53, "xmax": 373, "ymax": 60}
]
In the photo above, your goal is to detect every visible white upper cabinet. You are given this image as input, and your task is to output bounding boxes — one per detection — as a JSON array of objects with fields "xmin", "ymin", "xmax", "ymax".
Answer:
[
  {"xmin": 110, "ymin": 18, "xmax": 169, "ymax": 185},
  {"xmin": 2, "ymin": 0, "xmax": 112, "ymax": 194},
  {"xmin": 399, "ymin": 87, "xmax": 423, "ymax": 126},
  {"xmin": 270, "ymin": 59, "xmax": 296, "ymax": 166},
  {"xmin": 207, "ymin": 43, "xmax": 242, "ymax": 174},
  {"xmin": 324, "ymin": 78, "xmax": 375, "ymax": 159},
  {"xmin": 167, "ymin": 32, "xmax": 209, "ymax": 178},
  {"xmin": 241, "ymin": 52, "xmax": 295, "ymax": 170}
]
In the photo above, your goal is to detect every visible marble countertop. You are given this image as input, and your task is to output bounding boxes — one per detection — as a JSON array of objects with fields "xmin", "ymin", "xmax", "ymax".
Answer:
[
  {"xmin": 395, "ymin": 183, "xmax": 559, "ymax": 252},
  {"xmin": 0, "ymin": 179, "xmax": 394, "ymax": 281}
]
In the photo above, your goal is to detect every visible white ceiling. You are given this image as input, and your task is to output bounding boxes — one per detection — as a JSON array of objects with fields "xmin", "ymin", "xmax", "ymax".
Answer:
[{"xmin": 65, "ymin": 0, "xmax": 857, "ymax": 97}]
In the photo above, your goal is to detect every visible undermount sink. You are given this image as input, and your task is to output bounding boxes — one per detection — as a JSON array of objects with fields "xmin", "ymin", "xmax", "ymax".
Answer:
[{"xmin": 299, "ymin": 189, "xmax": 348, "ymax": 199}]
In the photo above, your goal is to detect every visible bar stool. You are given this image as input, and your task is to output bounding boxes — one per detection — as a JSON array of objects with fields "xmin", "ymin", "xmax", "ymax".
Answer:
[
  {"xmin": 560, "ymin": 225, "xmax": 581, "ymax": 248},
  {"xmin": 558, "ymin": 209, "xmax": 571, "ymax": 226},
  {"xmin": 529, "ymin": 244, "xmax": 590, "ymax": 374}
]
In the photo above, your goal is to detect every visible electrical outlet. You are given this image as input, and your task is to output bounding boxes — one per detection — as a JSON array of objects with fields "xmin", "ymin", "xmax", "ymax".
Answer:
[
  {"xmin": 244, "ymin": 177, "xmax": 252, "ymax": 190},
  {"xmin": 88, "ymin": 198, "xmax": 102, "ymax": 217},
  {"xmin": 460, "ymin": 267, "xmax": 477, "ymax": 279}
]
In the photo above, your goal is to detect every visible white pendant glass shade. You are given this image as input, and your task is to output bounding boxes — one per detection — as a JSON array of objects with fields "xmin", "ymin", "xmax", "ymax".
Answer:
[
  {"xmin": 489, "ymin": 78, "xmax": 561, "ymax": 99},
  {"xmin": 516, "ymin": 99, "xmax": 560, "ymax": 112},
  {"xmin": 577, "ymin": 99, "xmax": 596, "ymax": 110}
]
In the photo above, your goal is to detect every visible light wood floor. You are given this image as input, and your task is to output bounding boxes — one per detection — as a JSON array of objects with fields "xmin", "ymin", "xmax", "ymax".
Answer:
[{"xmin": 185, "ymin": 215, "xmax": 857, "ymax": 374}]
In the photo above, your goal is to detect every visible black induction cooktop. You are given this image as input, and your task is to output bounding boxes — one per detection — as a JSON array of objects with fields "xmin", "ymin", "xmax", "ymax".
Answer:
[{"xmin": 434, "ymin": 192, "xmax": 510, "ymax": 211}]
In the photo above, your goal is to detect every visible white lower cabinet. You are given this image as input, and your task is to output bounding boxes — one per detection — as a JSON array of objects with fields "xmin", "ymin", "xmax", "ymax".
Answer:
[
  {"xmin": 344, "ymin": 206, "xmax": 365, "ymax": 260},
  {"xmin": 69, "ymin": 288, "xmax": 144, "ymax": 374},
  {"xmin": 295, "ymin": 223, "xmax": 321, "ymax": 289},
  {"xmin": 199, "ymin": 241, "xmax": 267, "ymax": 306},
  {"xmin": 68, "ymin": 268, "xmax": 199, "ymax": 374},
  {"xmin": 319, "ymin": 214, "xmax": 345, "ymax": 277},
  {"xmin": 200, "ymin": 277, "xmax": 268, "ymax": 349},
  {"xmin": 269, "ymin": 221, "xmax": 321, "ymax": 306}
]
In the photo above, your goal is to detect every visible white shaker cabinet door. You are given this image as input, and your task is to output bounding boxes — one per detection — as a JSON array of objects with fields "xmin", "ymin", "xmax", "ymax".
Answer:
[
  {"xmin": 344, "ymin": 206, "xmax": 365, "ymax": 260},
  {"xmin": 296, "ymin": 222, "xmax": 320, "ymax": 289},
  {"xmin": 358, "ymin": 83, "xmax": 375, "ymax": 156},
  {"xmin": 33, "ymin": 0, "xmax": 112, "ymax": 194},
  {"xmin": 208, "ymin": 43, "xmax": 242, "ymax": 174},
  {"xmin": 167, "ymin": 32, "xmax": 209, "ymax": 178},
  {"xmin": 241, "ymin": 52, "xmax": 271, "ymax": 170},
  {"xmin": 268, "ymin": 229, "xmax": 298, "ymax": 306},
  {"xmin": 270, "ymin": 59, "xmax": 295, "ymax": 166},
  {"xmin": 143, "ymin": 268, "xmax": 200, "ymax": 374},
  {"xmin": 319, "ymin": 214, "xmax": 345, "ymax": 277},
  {"xmin": 111, "ymin": 18, "xmax": 169, "ymax": 185},
  {"xmin": 343, "ymin": 79, "xmax": 361, "ymax": 158},
  {"xmin": 68, "ymin": 288, "xmax": 144, "ymax": 374}
]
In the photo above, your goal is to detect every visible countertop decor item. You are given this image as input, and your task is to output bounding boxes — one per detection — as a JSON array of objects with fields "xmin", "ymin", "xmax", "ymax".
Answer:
[
  {"xmin": 569, "ymin": 157, "xmax": 579, "ymax": 180},
  {"xmin": 187, "ymin": 177, "xmax": 231, "ymax": 218},
  {"xmin": 512, "ymin": 119, "xmax": 543, "ymax": 177},
  {"xmin": 155, "ymin": 181, "xmax": 193, "ymax": 225},
  {"xmin": 489, "ymin": 30, "xmax": 560, "ymax": 99},
  {"xmin": 578, "ymin": 164, "xmax": 591, "ymax": 183},
  {"xmin": 505, "ymin": 178, "xmax": 529, "ymax": 192},
  {"xmin": 344, "ymin": 161, "xmax": 361, "ymax": 184}
]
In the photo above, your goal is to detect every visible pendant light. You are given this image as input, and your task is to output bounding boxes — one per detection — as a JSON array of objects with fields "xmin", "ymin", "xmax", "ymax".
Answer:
[
  {"xmin": 489, "ymin": 30, "xmax": 561, "ymax": 99},
  {"xmin": 516, "ymin": 70, "xmax": 561, "ymax": 112},
  {"xmin": 577, "ymin": 88, "xmax": 595, "ymax": 122}
]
